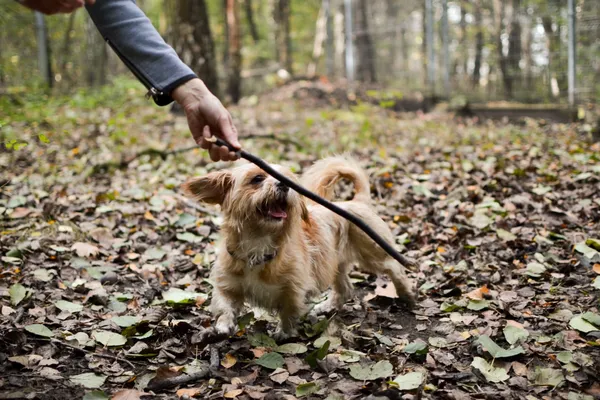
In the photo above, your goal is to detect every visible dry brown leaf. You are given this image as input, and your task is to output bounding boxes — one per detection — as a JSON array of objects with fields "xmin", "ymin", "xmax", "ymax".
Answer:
[
  {"xmin": 251, "ymin": 348, "xmax": 266, "ymax": 358},
  {"xmin": 221, "ymin": 353, "xmax": 237, "ymax": 369},
  {"xmin": 269, "ymin": 368, "xmax": 289, "ymax": 384},
  {"xmin": 511, "ymin": 361, "xmax": 528, "ymax": 376},
  {"xmin": 465, "ymin": 285, "xmax": 489, "ymax": 300},
  {"xmin": 593, "ymin": 263, "xmax": 600, "ymax": 274},
  {"xmin": 71, "ymin": 242, "xmax": 99, "ymax": 258},
  {"xmin": 111, "ymin": 389, "xmax": 149, "ymax": 400},
  {"xmin": 224, "ymin": 389, "xmax": 244, "ymax": 398},
  {"xmin": 176, "ymin": 387, "xmax": 204, "ymax": 398}
]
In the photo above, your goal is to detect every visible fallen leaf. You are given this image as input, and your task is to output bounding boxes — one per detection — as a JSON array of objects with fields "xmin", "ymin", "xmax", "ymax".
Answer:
[
  {"xmin": 466, "ymin": 285, "xmax": 489, "ymax": 300},
  {"xmin": 269, "ymin": 367, "xmax": 289, "ymax": 384},
  {"xmin": 471, "ymin": 357, "xmax": 509, "ymax": 382},
  {"xmin": 25, "ymin": 324, "xmax": 54, "ymax": 338},
  {"xmin": 176, "ymin": 388, "xmax": 204, "ymax": 398},
  {"xmin": 111, "ymin": 390, "xmax": 149, "ymax": 400},
  {"xmin": 391, "ymin": 371, "xmax": 425, "ymax": 390},
  {"xmin": 349, "ymin": 360, "xmax": 393, "ymax": 381},
  {"xmin": 255, "ymin": 352, "xmax": 284, "ymax": 370},
  {"xmin": 221, "ymin": 353, "xmax": 237, "ymax": 369},
  {"xmin": 70, "ymin": 372, "xmax": 107, "ymax": 389},
  {"xmin": 72, "ymin": 242, "xmax": 100, "ymax": 258},
  {"xmin": 223, "ymin": 389, "xmax": 243, "ymax": 398}
]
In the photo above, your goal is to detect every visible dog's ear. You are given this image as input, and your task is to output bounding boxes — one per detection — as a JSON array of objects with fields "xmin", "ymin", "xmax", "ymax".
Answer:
[
  {"xmin": 300, "ymin": 199, "xmax": 310, "ymax": 223},
  {"xmin": 182, "ymin": 171, "xmax": 233, "ymax": 204}
]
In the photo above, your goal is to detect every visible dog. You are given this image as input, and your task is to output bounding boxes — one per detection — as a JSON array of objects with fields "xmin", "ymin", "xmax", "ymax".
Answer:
[{"xmin": 182, "ymin": 156, "xmax": 415, "ymax": 340}]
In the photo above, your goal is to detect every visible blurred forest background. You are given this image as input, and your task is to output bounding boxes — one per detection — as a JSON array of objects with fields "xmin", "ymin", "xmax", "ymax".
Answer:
[{"xmin": 1, "ymin": 0, "xmax": 598, "ymax": 106}]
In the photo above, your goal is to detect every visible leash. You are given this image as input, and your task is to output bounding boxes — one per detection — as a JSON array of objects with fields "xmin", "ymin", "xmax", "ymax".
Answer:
[{"xmin": 210, "ymin": 137, "xmax": 416, "ymax": 269}]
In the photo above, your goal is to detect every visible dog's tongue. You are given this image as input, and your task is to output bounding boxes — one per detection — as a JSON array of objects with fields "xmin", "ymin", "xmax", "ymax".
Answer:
[{"xmin": 268, "ymin": 208, "xmax": 287, "ymax": 219}]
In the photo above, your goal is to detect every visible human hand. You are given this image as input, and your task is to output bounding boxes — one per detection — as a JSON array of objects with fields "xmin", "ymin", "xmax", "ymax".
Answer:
[
  {"xmin": 172, "ymin": 79, "xmax": 241, "ymax": 162},
  {"xmin": 20, "ymin": 0, "xmax": 95, "ymax": 15}
]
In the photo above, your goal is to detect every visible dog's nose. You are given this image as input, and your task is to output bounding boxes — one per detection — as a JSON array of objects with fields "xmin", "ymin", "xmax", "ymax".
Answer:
[{"xmin": 276, "ymin": 181, "xmax": 289, "ymax": 193}]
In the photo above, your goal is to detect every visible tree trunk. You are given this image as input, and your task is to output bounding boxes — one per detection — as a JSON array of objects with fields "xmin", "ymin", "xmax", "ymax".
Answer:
[
  {"xmin": 542, "ymin": 15, "xmax": 560, "ymax": 99},
  {"xmin": 355, "ymin": 0, "xmax": 376, "ymax": 82},
  {"xmin": 35, "ymin": 12, "xmax": 53, "ymax": 89},
  {"xmin": 334, "ymin": 0, "xmax": 345, "ymax": 78},
  {"xmin": 85, "ymin": 14, "xmax": 108, "ymax": 87},
  {"xmin": 507, "ymin": 0, "xmax": 522, "ymax": 94},
  {"xmin": 226, "ymin": 0, "xmax": 242, "ymax": 103},
  {"xmin": 223, "ymin": 0, "xmax": 229, "ymax": 71},
  {"xmin": 307, "ymin": 3, "xmax": 327, "ymax": 77},
  {"xmin": 59, "ymin": 11, "xmax": 77, "ymax": 85},
  {"xmin": 472, "ymin": 0, "xmax": 483, "ymax": 86},
  {"xmin": 493, "ymin": 0, "xmax": 512, "ymax": 98},
  {"xmin": 386, "ymin": 0, "xmax": 399, "ymax": 74},
  {"xmin": 167, "ymin": 0, "xmax": 220, "ymax": 97},
  {"xmin": 274, "ymin": 0, "xmax": 293, "ymax": 74},
  {"xmin": 244, "ymin": 0, "xmax": 260, "ymax": 43},
  {"xmin": 460, "ymin": 1, "xmax": 468, "ymax": 77}
]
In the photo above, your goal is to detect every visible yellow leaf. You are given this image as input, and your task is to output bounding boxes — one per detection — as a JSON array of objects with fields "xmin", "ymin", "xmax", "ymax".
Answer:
[
  {"xmin": 144, "ymin": 210, "xmax": 154, "ymax": 220},
  {"xmin": 224, "ymin": 389, "xmax": 243, "ymax": 399},
  {"xmin": 221, "ymin": 353, "xmax": 237, "ymax": 369},
  {"xmin": 593, "ymin": 264, "xmax": 600, "ymax": 274},
  {"xmin": 176, "ymin": 388, "xmax": 204, "ymax": 398}
]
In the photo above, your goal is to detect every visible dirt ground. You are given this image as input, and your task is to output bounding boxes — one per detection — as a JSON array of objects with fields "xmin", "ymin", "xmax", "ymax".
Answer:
[{"xmin": 1, "ymin": 81, "xmax": 599, "ymax": 399}]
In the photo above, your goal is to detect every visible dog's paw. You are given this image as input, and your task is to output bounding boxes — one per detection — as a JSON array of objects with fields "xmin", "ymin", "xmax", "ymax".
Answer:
[
  {"xmin": 273, "ymin": 326, "xmax": 298, "ymax": 342},
  {"xmin": 397, "ymin": 291, "xmax": 417, "ymax": 309},
  {"xmin": 215, "ymin": 319, "xmax": 236, "ymax": 336},
  {"xmin": 191, "ymin": 326, "xmax": 228, "ymax": 346}
]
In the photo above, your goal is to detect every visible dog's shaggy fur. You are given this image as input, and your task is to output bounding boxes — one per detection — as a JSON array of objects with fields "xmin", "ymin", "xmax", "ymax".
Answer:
[{"xmin": 182, "ymin": 156, "xmax": 415, "ymax": 339}]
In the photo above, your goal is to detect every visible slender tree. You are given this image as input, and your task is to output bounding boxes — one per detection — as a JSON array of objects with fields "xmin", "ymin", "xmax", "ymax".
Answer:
[
  {"xmin": 274, "ymin": 0, "xmax": 293, "ymax": 74},
  {"xmin": 226, "ymin": 0, "xmax": 242, "ymax": 103},
  {"xmin": 166, "ymin": 0, "xmax": 220, "ymax": 97},
  {"xmin": 244, "ymin": 0, "xmax": 260, "ymax": 43},
  {"xmin": 355, "ymin": 0, "xmax": 376, "ymax": 82},
  {"xmin": 472, "ymin": 0, "xmax": 483, "ymax": 86}
]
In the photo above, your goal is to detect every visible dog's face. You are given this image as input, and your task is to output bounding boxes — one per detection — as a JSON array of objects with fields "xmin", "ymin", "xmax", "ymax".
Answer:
[{"xmin": 182, "ymin": 163, "xmax": 308, "ymax": 231}]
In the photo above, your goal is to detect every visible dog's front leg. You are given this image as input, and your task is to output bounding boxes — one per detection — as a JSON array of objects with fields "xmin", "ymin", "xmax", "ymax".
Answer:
[
  {"xmin": 210, "ymin": 287, "xmax": 243, "ymax": 336},
  {"xmin": 273, "ymin": 290, "xmax": 304, "ymax": 341}
]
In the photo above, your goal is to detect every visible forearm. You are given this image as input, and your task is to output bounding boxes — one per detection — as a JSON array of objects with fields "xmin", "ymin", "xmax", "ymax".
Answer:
[{"xmin": 85, "ymin": 0, "xmax": 196, "ymax": 106}]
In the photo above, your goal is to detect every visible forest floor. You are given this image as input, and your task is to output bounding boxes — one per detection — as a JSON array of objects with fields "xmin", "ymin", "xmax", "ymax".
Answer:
[{"xmin": 1, "ymin": 79, "xmax": 600, "ymax": 400}]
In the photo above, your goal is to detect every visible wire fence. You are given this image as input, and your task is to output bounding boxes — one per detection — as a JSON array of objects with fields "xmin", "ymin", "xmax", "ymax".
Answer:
[{"xmin": 344, "ymin": 0, "xmax": 599, "ymax": 106}]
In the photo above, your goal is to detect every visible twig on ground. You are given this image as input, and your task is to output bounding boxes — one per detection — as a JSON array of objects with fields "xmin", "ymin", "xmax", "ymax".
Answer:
[
  {"xmin": 146, "ymin": 361, "xmax": 210, "ymax": 391},
  {"xmin": 90, "ymin": 134, "xmax": 302, "ymax": 175},
  {"xmin": 47, "ymin": 338, "xmax": 136, "ymax": 369}
]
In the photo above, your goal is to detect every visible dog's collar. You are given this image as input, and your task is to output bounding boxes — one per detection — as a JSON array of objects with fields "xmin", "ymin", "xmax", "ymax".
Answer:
[{"xmin": 226, "ymin": 247, "xmax": 277, "ymax": 267}]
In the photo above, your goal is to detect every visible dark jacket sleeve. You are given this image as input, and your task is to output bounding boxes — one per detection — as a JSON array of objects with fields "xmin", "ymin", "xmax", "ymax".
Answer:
[{"xmin": 85, "ymin": 0, "xmax": 197, "ymax": 106}]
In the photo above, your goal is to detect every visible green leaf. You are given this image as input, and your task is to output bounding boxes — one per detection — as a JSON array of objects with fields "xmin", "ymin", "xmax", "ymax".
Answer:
[
  {"xmin": 574, "ymin": 242, "xmax": 600, "ymax": 261},
  {"xmin": 82, "ymin": 391, "xmax": 109, "ymax": 400},
  {"xmin": 38, "ymin": 133, "xmax": 50, "ymax": 144},
  {"xmin": 338, "ymin": 350, "xmax": 365, "ymax": 363},
  {"xmin": 249, "ymin": 333, "xmax": 277, "ymax": 349},
  {"xmin": 7, "ymin": 195, "xmax": 27, "ymax": 208},
  {"xmin": 532, "ymin": 185, "xmax": 552, "ymax": 195},
  {"xmin": 176, "ymin": 232, "xmax": 203, "ymax": 243},
  {"xmin": 33, "ymin": 268, "xmax": 54, "ymax": 282},
  {"xmin": 314, "ymin": 335, "xmax": 341, "ymax": 349},
  {"xmin": 569, "ymin": 315, "xmax": 599, "ymax": 333},
  {"xmin": 567, "ymin": 392, "xmax": 594, "ymax": 400},
  {"xmin": 467, "ymin": 300, "xmax": 490, "ymax": 311},
  {"xmin": 503, "ymin": 325, "xmax": 529, "ymax": 345},
  {"xmin": 525, "ymin": 262, "xmax": 547, "ymax": 278},
  {"xmin": 296, "ymin": 382, "xmax": 319, "ymax": 398},
  {"xmin": 69, "ymin": 372, "xmax": 107, "ymax": 389},
  {"xmin": 255, "ymin": 352, "xmax": 284, "ymax": 370},
  {"xmin": 532, "ymin": 367, "xmax": 565, "ymax": 387},
  {"xmin": 161, "ymin": 288, "xmax": 206, "ymax": 305},
  {"xmin": 556, "ymin": 351, "xmax": 573, "ymax": 364},
  {"xmin": 143, "ymin": 247, "xmax": 166, "ymax": 260},
  {"xmin": 496, "ymin": 229, "xmax": 517, "ymax": 241},
  {"xmin": 175, "ymin": 213, "xmax": 196, "ymax": 227},
  {"xmin": 304, "ymin": 317, "xmax": 329, "ymax": 337},
  {"xmin": 349, "ymin": 360, "xmax": 394, "ymax": 381},
  {"xmin": 477, "ymin": 335, "xmax": 525, "ymax": 358},
  {"xmin": 593, "ymin": 277, "xmax": 600, "ymax": 289},
  {"xmin": 470, "ymin": 211, "xmax": 493, "ymax": 229},
  {"xmin": 582, "ymin": 312, "xmax": 600, "ymax": 327},
  {"xmin": 373, "ymin": 332, "xmax": 394, "ymax": 346},
  {"xmin": 276, "ymin": 343, "xmax": 308, "ymax": 354},
  {"xmin": 586, "ymin": 238, "xmax": 600, "ymax": 251},
  {"xmin": 55, "ymin": 300, "xmax": 84, "ymax": 313},
  {"xmin": 403, "ymin": 341, "xmax": 428, "ymax": 355},
  {"xmin": 471, "ymin": 357, "xmax": 509, "ymax": 382},
  {"xmin": 390, "ymin": 371, "xmax": 425, "ymax": 390},
  {"xmin": 111, "ymin": 315, "xmax": 141, "ymax": 327},
  {"xmin": 25, "ymin": 324, "xmax": 54, "ymax": 338},
  {"xmin": 92, "ymin": 330, "xmax": 127, "ymax": 347},
  {"xmin": 9, "ymin": 283, "xmax": 27, "ymax": 306},
  {"xmin": 305, "ymin": 340, "xmax": 330, "ymax": 368}
]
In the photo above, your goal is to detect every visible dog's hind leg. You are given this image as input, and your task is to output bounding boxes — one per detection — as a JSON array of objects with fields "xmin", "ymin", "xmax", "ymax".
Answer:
[{"xmin": 312, "ymin": 262, "xmax": 353, "ymax": 315}]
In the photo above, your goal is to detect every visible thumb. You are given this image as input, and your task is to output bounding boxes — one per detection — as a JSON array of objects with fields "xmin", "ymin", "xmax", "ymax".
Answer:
[{"xmin": 218, "ymin": 114, "xmax": 241, "ymax": 150}]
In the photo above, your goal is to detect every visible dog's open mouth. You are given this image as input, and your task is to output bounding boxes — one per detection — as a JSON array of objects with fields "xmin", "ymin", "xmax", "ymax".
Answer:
[{"xmin": 261, "ymin": 199, "xmax": 288, "ymax": 220}]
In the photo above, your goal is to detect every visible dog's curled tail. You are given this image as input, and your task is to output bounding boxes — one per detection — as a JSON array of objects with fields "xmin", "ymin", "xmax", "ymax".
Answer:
[{"xmin": 300, "ymin": 155, "xmax": 371, "ymax": 203}]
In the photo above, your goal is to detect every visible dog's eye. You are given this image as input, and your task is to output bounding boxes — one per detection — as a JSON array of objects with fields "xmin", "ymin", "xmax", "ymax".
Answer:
[{"xmin": 249, "ymin": 174, "xmax": 266, "ymax": 185}]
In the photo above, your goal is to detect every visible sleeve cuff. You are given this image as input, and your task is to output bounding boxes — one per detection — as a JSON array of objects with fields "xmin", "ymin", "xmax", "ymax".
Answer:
[{"xmin": 152, "ymin": 74, "xmax": 198, "ymax": 106}]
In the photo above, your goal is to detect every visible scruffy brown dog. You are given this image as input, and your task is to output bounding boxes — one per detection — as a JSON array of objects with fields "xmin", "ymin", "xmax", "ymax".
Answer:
[{"xmin": 182, "ymin": 156, "xmax": 415, "ymax": 340}]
